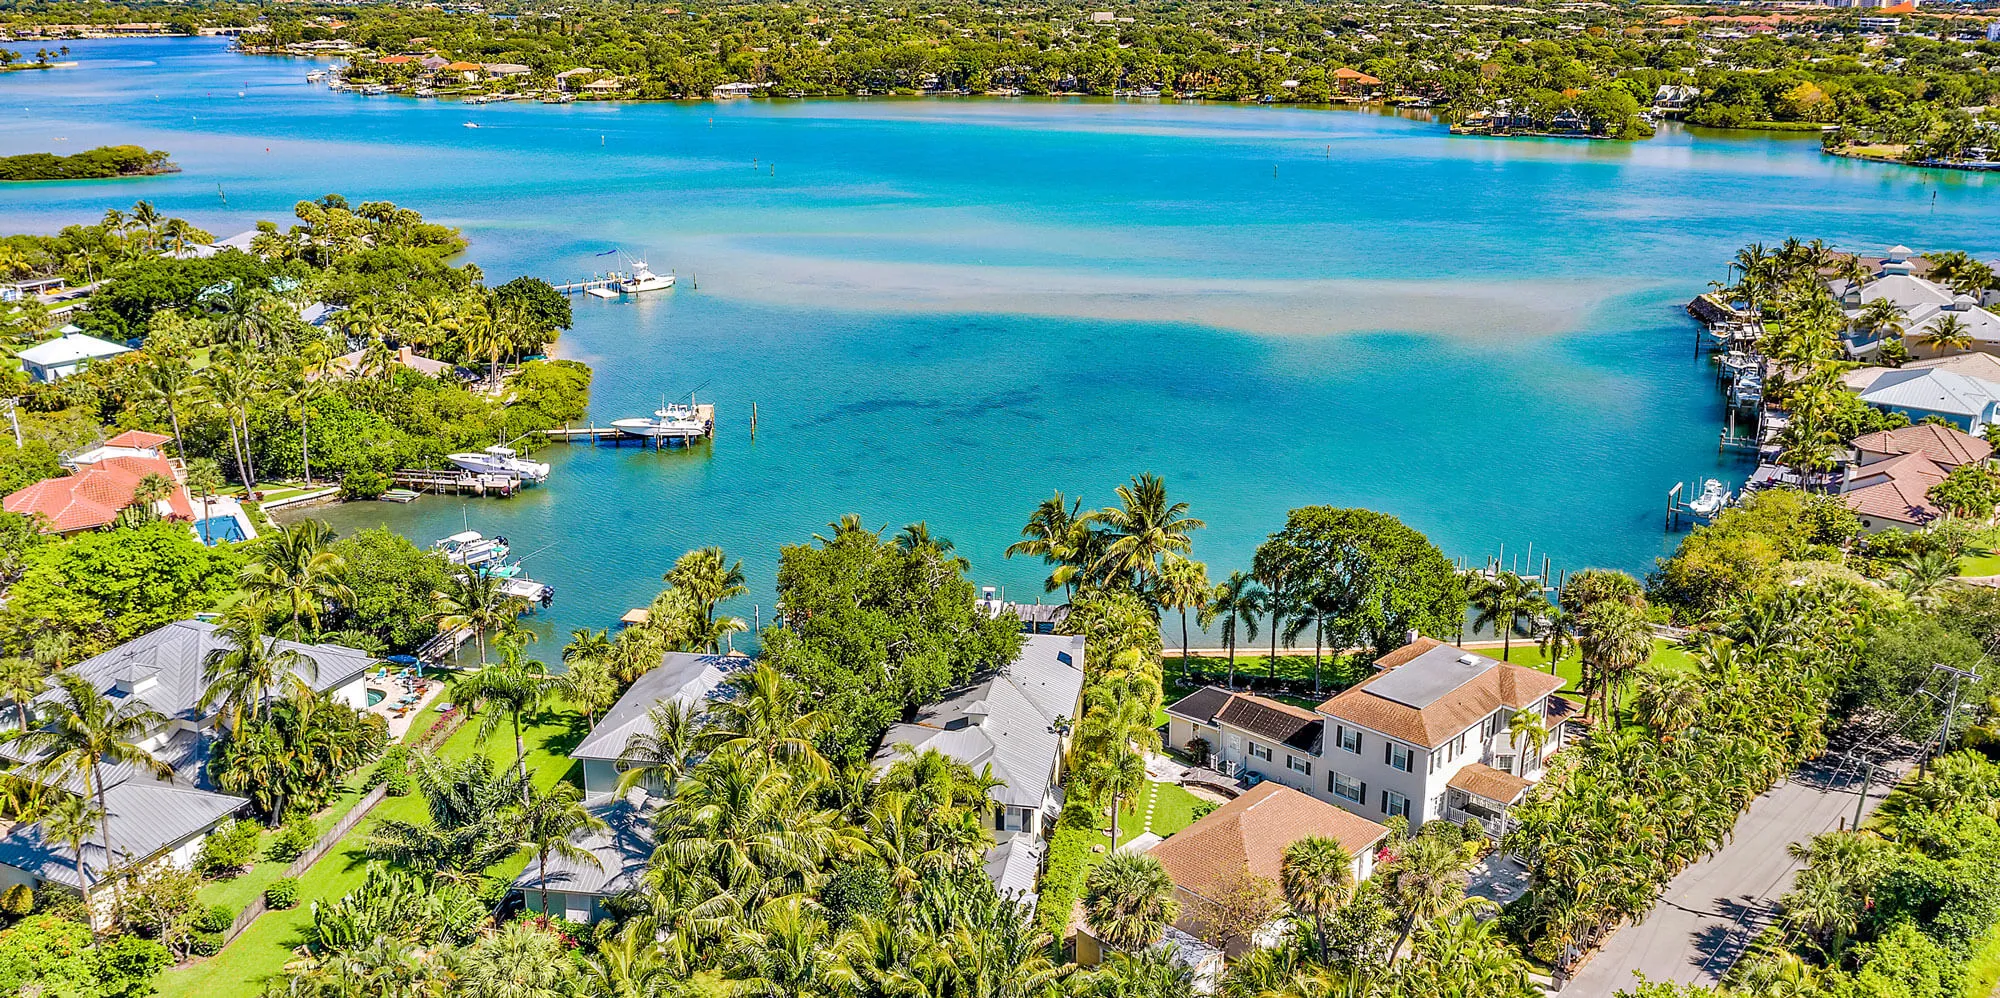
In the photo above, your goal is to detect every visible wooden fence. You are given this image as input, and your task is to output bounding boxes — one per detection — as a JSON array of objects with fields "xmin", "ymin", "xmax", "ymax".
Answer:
[{"xmin": 222, "ymin": 781, "xmax": 390, "ymax": 944}]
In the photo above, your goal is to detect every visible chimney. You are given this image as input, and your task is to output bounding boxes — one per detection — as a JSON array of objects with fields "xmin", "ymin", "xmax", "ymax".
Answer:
[{"xmin": 1404, "ymin": 628, "xmax": 1420, "ymax": 646}]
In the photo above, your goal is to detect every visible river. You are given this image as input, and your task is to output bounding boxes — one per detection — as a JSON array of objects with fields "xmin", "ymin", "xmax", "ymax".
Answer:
[{"xmin": 5, "ymin": 37, "xmax": 1997, "ymax": 646}]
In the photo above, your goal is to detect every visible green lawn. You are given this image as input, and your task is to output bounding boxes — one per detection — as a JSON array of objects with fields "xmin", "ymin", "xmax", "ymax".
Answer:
[
  {"xmin": 193, "ymin": 788, "xmax": 371, "ymax": 915},
  {"xmin": 1958, "ymin": 526, "xmax": 2000, "ymax": 577},
  {"xmin": 156, "ymin": 699, "xmax": 589, "ymax": 998},
  {"xmin": 1464, "ymin": 638, "xmax": 1696, "ymax": 707}
]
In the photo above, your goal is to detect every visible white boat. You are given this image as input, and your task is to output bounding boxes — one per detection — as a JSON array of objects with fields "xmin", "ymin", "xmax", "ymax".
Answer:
[
  {"xmin": 446, "ymin": 444, "xmax": 551, "ymax": 482},
  {"xmin": 617, "ymin": 260, "xmax": 675, "ymax": 294},
  {"xmin": 306, "ymin": 71, "xmax": 327, "ymax": 82},
  {"xmin": 433, "ymin": 530, "xmax": 511, "ymax": 567},
  {"xmin": 612, "ymin": 399, "xmax": 710, "ymax": 440},
  {"xmin": 463, "ymin": 122, "xmax": 480, "ymax": 128},
  {"xmin": 1688, "ymin": 479, "xmax": 1731, "ymax": 519},
  {"xmin": 499, "ymin": 576, "xmax": 556, "ymax": 607}
]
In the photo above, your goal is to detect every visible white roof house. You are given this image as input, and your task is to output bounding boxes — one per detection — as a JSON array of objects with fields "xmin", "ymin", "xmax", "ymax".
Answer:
[
  {"xmin": 1858, "ymin": 368, "xmax": 2000, "ymax": 432},
  {"xmin": 14, "ymin": 332, "xmax": 132, "ymax": 382}
]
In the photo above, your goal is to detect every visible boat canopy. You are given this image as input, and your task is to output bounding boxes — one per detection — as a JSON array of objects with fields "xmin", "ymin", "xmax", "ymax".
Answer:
[{"xmin": 440, "ymin": 530, "xmax": 483, "ymax": 545}]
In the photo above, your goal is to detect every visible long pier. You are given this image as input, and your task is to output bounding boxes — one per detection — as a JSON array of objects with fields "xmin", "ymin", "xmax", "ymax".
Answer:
[
  {"xmin": 543, "ymin": 404, "xmax": 717, "ymax": 448},
  {"xmin": 391, "ymin": 468, "xmax": 521, "ymax": 496},
  {"xmin": 552, "ymin": 273, "xmax": 630, "ymax": 294}
]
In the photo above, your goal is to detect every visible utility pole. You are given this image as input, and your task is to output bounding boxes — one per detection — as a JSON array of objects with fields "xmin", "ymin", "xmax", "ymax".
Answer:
[
  {"xmin": 1923, "ymin": 662, "xmax": 1980, "ymax": 777},
  {"xmin": 1853, "ymin": 760, "xmax": 1873, "ymax": 830},
  {"xmin": 2, "ymin": 397, "xmax": 18, "ymax": 448}
]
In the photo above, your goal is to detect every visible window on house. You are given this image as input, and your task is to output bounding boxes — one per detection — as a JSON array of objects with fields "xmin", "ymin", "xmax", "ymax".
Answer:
[
  {"xmin": 1331, "ymin": 772, "xmax": 1365, "ymax": 803},
  {"xmin": 1288, "ymin": 756, "xmax": 1311, "ymax": 775},
  {"xmin": 1382, "ymin": 789, "xmax": 1409, "ymax": 818},
  {"xmin": 1339, "ymin": 727, "xmax": 1361, "ymax": 753},
  {"xmin": 1453, "ymin": 732, "xmax": 1467, "ymax": 755},
  {"xmin": 1499, "ymin": 754, "xmax": 1516, "ymax": 774},
  {"xmin": 1386, "ymin": 742, "xmax": 1413, "ymax": 773},
  {"xmin": 1248, "ymin": 741, "xmax": 1272, "ymax": 762},
  {"xmin": 1432, "ymin": 793, "xmax": 1446, "ymax": 816}
]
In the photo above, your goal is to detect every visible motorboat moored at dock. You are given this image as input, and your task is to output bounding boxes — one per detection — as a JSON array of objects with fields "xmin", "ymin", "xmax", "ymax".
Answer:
[
  {"xmin": 446, "ymin": 444, "xmax": 551, "ymax": 483},
  {"xmin": 611, "ymin": 400, "xmax": 712, "ymax": 444},
  {"xmin": 434, "ymin": 530, "xmax": 510, "ymax": 567},
  {"xmin": 617, "ymin": 260, "xmax": 675, "ymax": 294}
]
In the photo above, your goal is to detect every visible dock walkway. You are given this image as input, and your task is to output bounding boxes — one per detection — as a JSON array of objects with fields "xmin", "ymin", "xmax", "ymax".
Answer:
[
  {"xmin": 391, "ymin": 468, "xmax": 520, "ymax": 497},
  {"xmin": 543, "ymin": 404, "xmax": 716, "ymax": 447}
]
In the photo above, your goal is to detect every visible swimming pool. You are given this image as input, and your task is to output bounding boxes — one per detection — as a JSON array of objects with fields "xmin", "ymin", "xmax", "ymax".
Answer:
[
  {"xmin": 194, "ymin": 515, "xmax": 247, "ymax": 545},
  {"xmin": 366, "ymin": 688, "xmax": 386, "ymax": 707}
]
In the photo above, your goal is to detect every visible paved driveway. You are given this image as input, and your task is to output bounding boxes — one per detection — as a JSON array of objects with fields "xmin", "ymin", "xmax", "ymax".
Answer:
[{"xmin": 1560, "ymin": 755, "xmax": 1904, "ymax": 997}]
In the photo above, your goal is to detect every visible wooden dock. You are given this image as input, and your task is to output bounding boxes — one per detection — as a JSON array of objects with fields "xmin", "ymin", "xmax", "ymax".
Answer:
[
  {"xmin": 552, "ymin": 273, "xmax": 629, "ymax": 294},
  {"xmin": 543, "ymin": 404, "xmax": 716, "ymax": 448},
  {"xmin": 391, "ymin": 468, "xmax": 520, "ymax": 496}
]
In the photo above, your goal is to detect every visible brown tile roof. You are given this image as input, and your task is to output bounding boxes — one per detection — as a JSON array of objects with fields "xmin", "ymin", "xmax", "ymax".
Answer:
[
  {"xmin": 1147, "ymin": 782, "xmax": 1387, "ymax": 902},
  {"xmin": 1214, "ymin": 693, "xmax": 1322, "ymax": 752},
  {"xmin": 1851, "ymin": 423, "xmax": 1992, "ymax": 469},
  {"xmin": 1448, "ymin": 762, "xmax": 1531, "ymax": 805},
  {"xmin": 1165, "ymin": 686, "xmax": 1234, "ymax": 726},
  {"xmin": 1316, "ymin": 642, "xmax": 1566, "ymax": 749},
  {"xmin": 1842, "ymin": 452, "xmax": 1948, "ymax": 527},
  {"xmin": 1333, "ymin": 67, "xmax": 1383, "ymax": 84},
  {"xmin": 4, "ymin": 454, "xmax": 192, "ymax": 533}
]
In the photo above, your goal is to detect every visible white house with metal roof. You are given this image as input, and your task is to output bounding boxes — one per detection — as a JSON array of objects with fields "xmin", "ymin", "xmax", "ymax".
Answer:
[
  {"xmin": 872, "ymin": 633, "xmax": 1086, "ymax": 902},
  {"xmin": 14, "ymin": 331, "xmax": 131, "ymax": 382},
  {"xmin": 571, "ymin": 652, "xmax": 751, "ymax": 800},
  {"xmin": 1856, "ymin": 368, "xmax": 2000, "ymax": 433},
  {"xmin": 0, "ymin": 621, "xmax": 376, "ymax": 918}
]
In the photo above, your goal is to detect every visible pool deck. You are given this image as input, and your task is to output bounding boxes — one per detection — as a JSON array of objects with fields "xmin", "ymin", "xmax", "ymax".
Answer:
[{"xmin": 364, "ymin": 674, "xmax": 445, "ymax": 740}]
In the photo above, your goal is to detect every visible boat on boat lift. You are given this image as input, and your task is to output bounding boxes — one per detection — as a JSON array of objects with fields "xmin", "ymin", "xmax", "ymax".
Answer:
[
  {"xmin": 617, "ymin": 255, "xmax": 675, "ymax": 294},
  {"xmin": 433, "ymin": 530, "xmax": 510, "ymax": 567},
  {"xmin": 499, "ymin": 576, "xmax": 556, "ymax": 607},
  {"xmin": 1688, "ymin": 479, "xmax": 1732, "ymax": 520},
  {"xmin": 611, "ymin": 394, "xmax": 710, "ymax": 440},
  {"xmin": 446, "ymin": 444, "xmax": 551, "ymax": 482}
]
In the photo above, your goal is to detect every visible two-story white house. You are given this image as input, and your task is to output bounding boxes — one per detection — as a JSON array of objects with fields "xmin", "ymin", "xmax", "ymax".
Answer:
[{"xmin": 1166, "ymin": 638, "xmax": 1575, "ymax": 838}]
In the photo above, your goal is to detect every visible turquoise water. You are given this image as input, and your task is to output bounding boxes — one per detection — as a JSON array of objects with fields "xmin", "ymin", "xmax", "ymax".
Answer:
[{"xmin": 6, "ymin": 38, "xmax": 1999, "ymax": 646}]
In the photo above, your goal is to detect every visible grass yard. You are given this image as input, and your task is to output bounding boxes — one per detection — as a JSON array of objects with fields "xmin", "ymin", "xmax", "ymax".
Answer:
[
  {"xmin": 1957, "ymin": 526, "xmax": 2000, "ymax": 577},
  {"xmin": 156, "ymin": 698, "xmax": 589, "ymax": 998},
  {"xmin": 193, "ymin": 787, "xmax": 371, "ymax": 915},
  {"xmin": 1465, "ymin": 638, "xmax": 1696, "ymax": 708}
]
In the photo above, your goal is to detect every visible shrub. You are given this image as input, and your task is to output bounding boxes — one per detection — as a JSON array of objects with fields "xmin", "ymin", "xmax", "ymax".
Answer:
[
  {"xmin": 266, "ymin": 819, "xmax": 318, "ymax": 864},
  {"xmin": 1033, "ymin": 801, "xmax": 1101, "ymax": 941},
  {"xmin": 372, "ymin": 744, "xmax": 412, "ymax": 796},
  {"xmin": 818, "ymin": 862, "xmax": 891, "ymax": 927},
  {"xmin": 193, "ymin": 904, "xmax": 235, "ymax": 935},
  {"xmin": 0, "ymin": 885, "xmax": 31, "ymax": 919},
  {"xmin": 264, "ymin": 879, "xmax": 300, "ymax": 910},
  {"xmin": 187, "ymin": 929, "xmax": 224, "ymax": 957},
  {"xmin": 28, "ymin": 884, "xmax": 86, "ymax": 925},
  {"xmin": 195, "ymin": 819, "xmax": 260, "ymax": 877},
  {"xmin": 340, "ymin": 469, "xmax": 389, "ymax": 500}
]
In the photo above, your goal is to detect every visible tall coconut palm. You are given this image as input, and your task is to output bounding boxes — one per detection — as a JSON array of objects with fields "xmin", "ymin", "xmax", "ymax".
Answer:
[
  {"xmin": 42, "ymin": 792, "xmax": 102, "ymax": 912},
  {"xmin": 733, "ymin": 897, "xmax": 843, "ymax": 998},
  {"xmin": 133, "ymin": 352, "xmax": 197, "ymax": 456},
  {"xmin": 1155, "ymin": 556, "xmax": 1211, "ymax": 677},
  {"xmin": 1280, "ymin": 835, "xmax": 1356, "ymax": 959},
  {"xmin": 518, "ymin": 780, "xmax": 606, "ymax": 921},
  {"xmin": 1918, "ymin": 313, "xmax": 1974, "ymax": 355},
  {"xmin": 1208, "ymin": 571, "xmax": 1266, "ymax": 691},
  {"xmin": 239, "ymin": 519, "xmax": 352, "ymax": 639},
  {"xmin": 200, "ymin": 605, "xmax": 315, "ymax": 729},
  {"xmin": 199, "ymin": 353, "xmax": 263, "ymax": 489},
  {"xmin": 615, "ymin": 700, "xmax": 704, "ymax": 798},
  {"xmin": 1534, "ymin": 607, "xmax": 1578, "ymax": 677},
  {"xmin": 0, "ymin": 657, "xmax": 46, "ymax": 732},
  {"xmin": 4, "ymin": 673, "xmax": 169, "ymax": 909},
  {"xmin": 1084, "ymin": 851, "xmax": 1181, "ymax": 953},
  {"xmin": 1004, "ymin": 491, "xmax": 1096, "ymax": 597},
  {"xmin": 1470, "ymin": 572, "xmax": 1541, "ymax": 661},
  {"xmin": 430, "ymin": 569, "xmax": 521, "ymax": 667},
  {"xmin": 450, "ymin": 653, "xmax": 550, "ymax": 785},
  {"xmin": 706, "ymin": 662, "xmax": 828, "ymax": 775},
  {"xmin": 1507, "ymin": 708, "xmax": 1551, "ymax": 773},
  {"xmin": 665, "ymin": 546, "xmax": 747, "ymax": 623},
  {"xmin": 1092, "ymin": 473, "xmax": 1205, "ymax": 589},
  {"xmin": 1577, "ymin": 600, "xmax": 1653, "ymax": 724},
  {"xmin": 128, "ymin": 200, "xmax": 163, "ymax": 250},
  {"xmin": 1383, "ymin": 831, "xmax": 1478, "ymax": 966}
]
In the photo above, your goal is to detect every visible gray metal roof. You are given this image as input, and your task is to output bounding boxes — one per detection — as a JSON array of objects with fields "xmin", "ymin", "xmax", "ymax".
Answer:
[
  {"xmin": 984, "ymin": 836, "xmax": 1043, "ymax": 904},
  {"xmin": 53, "ymin": 620, "xmax": 376, "ymax": 725},
  {"xmin": 0, "ymin": 780, "xmax": 244, "ymax": 889},
  {"xmin": 510, "ymin": 794, "xmax": 654, "ymax": 898},
  {"xmin": 1365, "ymin": 645, "xmax": 1499, "ymax": 708},
  {"xmin": 1860, "ymin": 369, "xmax": 2000, "ymax": 419},
  {"xmin": 570, "ymin": 653, "xmax": 751, "ymax": 762},
  {"xmin": 872, "ymin": 634, "xmax": 1086, "ymax": 809}
]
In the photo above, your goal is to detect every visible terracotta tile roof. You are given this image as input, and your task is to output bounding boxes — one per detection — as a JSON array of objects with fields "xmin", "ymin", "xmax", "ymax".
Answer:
[
  {"xmin": 1851, "ymin": 423, "xmax": 1992, "ymax": 469},
  {"xmin": 102, "ymin": 429, "xmax": 173, "ymax": 450},
  {"xmin": 3, "ymin": 453, "xmax": 192, "ymax": 533},
  {"xmin": 442, "ymin": 61, "xmax": 482, "ymax": 72},
  {"xmin": 1214, "ymin": 693, "xmax": 1321, "ymax": 752},
  {"xmin": 1448, "ymin": 762, "xmax": 1531, "ymax": 805},
  {"xmin": 1333, "ymin": 67, "xmax": 1383, "ymax": 84},
  {"xmin": 1148, "ymin": 782, "xmax": 1387, "ymax": 902},
  {"xmin": 1165, "ymin": 686, "xmax": 1234, "ymax": 726},
  {"xmin": 1316, "ymin": 642, "xmax": 1565, "ymax": 749},
  {"xmin": 1842, "ymin": 452, "xmax": 1948, "ymax": 527}
]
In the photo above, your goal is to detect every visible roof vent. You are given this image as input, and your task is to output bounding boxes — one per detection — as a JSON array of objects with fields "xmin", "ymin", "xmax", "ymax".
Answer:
[
  {"xmin": 113, "ymin": 666, "xmax": 159, "ymax": 696},
  {"xmin": 1057, "ymin": 651, "xmax": 1072, "ymax": 666},
  {"xmin": 1458, "ymin": 654, "xmax": 1480, "ymax": 665}
]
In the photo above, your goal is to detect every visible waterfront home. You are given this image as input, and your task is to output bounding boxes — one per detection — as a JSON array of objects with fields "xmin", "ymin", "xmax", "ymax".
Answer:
[
  {"xmin": 1332, "ymin": 67, "xmax": 1384, "ymax": 96},
  {"xmin": 1841, "ymin": 452, "xmax": 1950, "ymax": 532},
  {"xmin": 1072, "ymin": 782, "xmax": 1388, "ymax": 972},
  {"xmin": 323, "ymin": 344, "xmax": 457, "ymax": 381},
  {"xmin": 1842, "ymin": 351, "xmax": 2000, "ymax": 394},
  {"xmin": 3, "ymin": 430, "xmax": 195, "ymax": 535},
  {"xmin": 1854, "ymin": 368, "xmax": 2000, "ymax": 433},
  {"xmin": 484, "ymin": 63, "xmax": 532, "ymax": 78},
  {"xmin": 513, "ymin": 791, "xmax": 653, "ymax": 923},
  {"xmin": 572, "ymin": 652, "xmax": 751, "ymax": 799},
  {"xmin": 0, "ymin": 621, "xmax": 375, "ymax": 922},
  {"xmin": 1, "ymin": 275, "xmax": 64, "ymax": 302},
  {"xmin": 872, "ymin": 633, "xmax": 1087, "ymax": 901},
  {"xmin": 13, "ymin": 330, "xmax": 130, "ymax": 382},
  {"xmin": 161, "ymin": 229, "xmax": 259, "ymax": 261},
  {"xmin": 1850, "ymin": 422, "xmax": 1992, "ymax": 470},
  {"xmin": 976, "ymin": 587, "xmax": 1071, "ymax": 633},
  {"xmin": 442, "ymin": 61, "xmax": 483, "ymax": 81},
  {"xmin": 1165, "ymin": 638, "xmax": 1572, "ymax": 837},
  {"xmin": 1834, "ymin": 249, "xmax": 2000, "ymax": 359},
  {"xmin": 1653, "ymin": 84, "xmax": 1699, "ymax": 110}
]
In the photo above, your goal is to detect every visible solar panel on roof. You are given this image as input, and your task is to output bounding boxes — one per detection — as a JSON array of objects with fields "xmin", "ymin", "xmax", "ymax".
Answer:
[{"xmin": 1365, "ymin": 646, "xmax": 1495, "ymax": 708}]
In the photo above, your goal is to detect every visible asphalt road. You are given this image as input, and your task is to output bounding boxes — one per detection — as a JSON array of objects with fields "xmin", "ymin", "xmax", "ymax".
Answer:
[{"xmin": 1560, "ymin": 756, "xmax": 1902, "ymax": 997}]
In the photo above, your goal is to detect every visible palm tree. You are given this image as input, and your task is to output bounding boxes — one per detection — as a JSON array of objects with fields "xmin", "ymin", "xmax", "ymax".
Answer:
[
  {"xmin": 239, "ymin": 519, "xmax": 352, "ymax": 638},
  {"xmin": 1577, "ymin": 600, "xmax": 1652, "ymax": 724},
  {"xmin": 200, "ymin": 605, "xmax": 315, "ymax": 729},
  {"xmin": 705, "ymin": 662, "xmax": 828, "ymax": 775},
  {"xmin": 1084, "ymin": 852, "xmax": 1181, "ymax": 952},
  {"xmin": 1470, "ymin": 571, "xmax": 1541, "ymax": 661},
  {"xmin": 1077, "ymin": 744, "xmax": 1146, "ymax": 847},
  {"xmin": 0, "ymin": 657, "xmax": 46, "ymax": 731},
  {"xmin": 1093, "ymin": 473, "xmax": 1205, "ymax": 589},
  {"xmin": 1384, "ymin": 831, "xmax": 1478, "ymax": 966},
  {"xmin": 1004, "ymin": 490, "xmax": 1095, "ymax": 596},
  {"xmin": 1507, "ymin": 708, "xmax": 1551, "ymax": 773},
  {"xmin": 1855, "ymin": 296, "xmax": 1906, "ymax": 346},
  {"xmin": 1208, "ymin": 571, "xmax": 1266, "ymax": 690},
  {"xmin": 1918, "ymin": 313, "xmax": 1975, "ymax": 355},
  {"xmin": 451, "ymin": 654, "xmax": 550, "ymax": 785},
  {"xmin": 518, "ymin": 780, "xmax": 606, "ymax": 921},
  {"xmin": 1534, "ymin": 607, "xmax": 1577, "ymax": 677},
  {"xmin": 733, "ymin": 897, "xmax": 844, "ymax": 998},
  {"xmin": 368, "ymin": 753, "xmax": 527, "ymax": 879},
  {"xmin": 615, "ymin": 700, "xmax": 703, "ymax": 798},
  {"xmin": 1072, "ymin": 947, "xmax": 1197, "ymax": 998},
  {"xmin": 133, "ymin": 352, "xmax": 196, "ymax": 456},
  {"xmin": 1156, "ymin": 556, "xmax": 1211, "ymax": 677},
  {"xmin": 42, "ymin": 793, "xmax": 102, "ymax": 912},
  {"xmin": 665, "ymin": 546, "xmax": 747, "ymax": 623},
  {"xmin": 459, "ymin": 921, "xmax": 582, "ymax": 998},
  {"xmin": 186, "ymin": 459, "xmax": 224, "ymax": 525},
  {"xmin": 1280, "ymin": 835, "xmax": 1355, "ymax": 959},
  {"xmin": 431, "ymin": 570, "xmax": 522, "ymax": 667},
  {"xmin": 215, "ymin": 290, "xmax": 279, "ymax": 352},
  {"xmin": 129, "ymin": 200, "xmax": 163, "ymax": 250},
  {"xmin": 4, "ymin": 673, "xmax": 169, "ymax": 910},
  {"xmin": 199, "ymin": 353, "xmax": 263, "ymax": 489}
]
